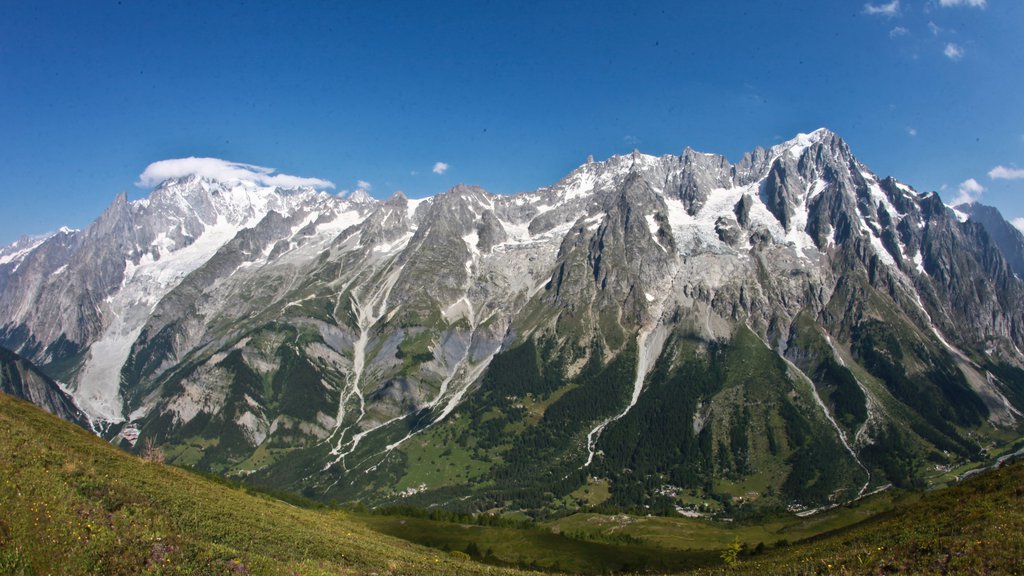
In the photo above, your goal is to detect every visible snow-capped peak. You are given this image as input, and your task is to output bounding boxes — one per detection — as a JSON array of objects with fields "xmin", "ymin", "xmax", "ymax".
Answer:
[
  {"xmin": 773, "ymin": 127, "xmax": 834, "ymax": 159},
  {"xmin": 143, "ymin": 173, "xmax": 334, "ymax": 229},
  {"xmin": 347, "ymin": 189, "xmax": 375, "ymax": 204},
  {"xmin": 0, "ymin": 233, "xmax": 54, "ymax": 266}
]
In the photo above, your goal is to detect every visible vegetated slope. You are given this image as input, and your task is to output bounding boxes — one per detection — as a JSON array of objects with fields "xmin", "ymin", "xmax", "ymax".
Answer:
[
  {"xmin": 695, "ymin": 459, "xmax": 1024, "ymax": 576},
  {"xmin": 1, "ymin": 391, "xmax": 1022, "ymax": 576},
  {"xmin": 0, "ymin": 392, "xmax": 531, "ymax": 576}
]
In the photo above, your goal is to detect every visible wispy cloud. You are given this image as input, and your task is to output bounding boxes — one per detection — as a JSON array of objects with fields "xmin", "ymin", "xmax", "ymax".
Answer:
[
  {"xmin": 907, "ymin": 127, "xmax": 918, "ymax": 137},
  {"xmin": 889, "ymin": 26, "xmax": 909, "ymax": 38},
  {"xmin": 136, "ymin": 158, "xmax": 334, "ymax": 189},
  {"xmin": 432, "ymin": 162, "xmax": 449, "ymax": 175},
  {"xmin": 989, "ymin": 166, "xmax": 1024, "ymax": 180},
  {"xmin": 357, "ymin": 180, "xmax": 372, "ymax": 190},
  {"xmin": 944, "ymin": 42, "xmax": 965, "ymax": 60},
  {"xmin": 951, "ymin": 178, "xmax": 985, "ymax": 205},
  {"xmin": 864, "ymin": 1, "xmax": 900, "ymax": 16},
  {"xmin": 624, "ymin": 135, "xmax": 641, "ymax": 146},
  {"xmin": 939, "ymin": 0, "xmax": 986, "ymax": 8},
  {"xmin": 1012, "ymin": 218, "xmax": 1024, "ymax": 233},
  {"xmin": 928, "ymin": 21, "xmax": 943, "ymax": 35}
]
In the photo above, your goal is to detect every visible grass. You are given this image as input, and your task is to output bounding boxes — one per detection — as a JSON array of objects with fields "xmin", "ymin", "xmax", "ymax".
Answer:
[
  {"xmin": 357, "ymin": 514, "xmax": 719, "ymax": 573},
  {"xmin": 348, "ymin": 488, "xmax": 903, "ymax": 574},
  {"xmin": 226, "ymin": 441, "xmax": 295, "ymax": 477},
  {"xmin": 394, "ymin": 421, "xmax": 491, "ymax": 492},
  {"xmin": 692, "ymin": 458, "xmax": 1024, "ymax": 575},
  {"xmin": 0, "ymin": 393, "xmax": 531, "ymax": 576},
  {"xmin": 2, "ymin": 390, "xmax": 1022, "ymax": 575},
  {"xmin": 546, "ymin": 490, "xmax": 901, "ymax": 553},
  {"xmin": 568, "ymin": 477, "xmax": 611, "ymax": 507}
]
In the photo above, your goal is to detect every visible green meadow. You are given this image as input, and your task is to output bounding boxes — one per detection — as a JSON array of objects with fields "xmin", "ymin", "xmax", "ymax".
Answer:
[{"xmin": 1, "ymin": 392, "xmax": 1021, "ymax": 575}]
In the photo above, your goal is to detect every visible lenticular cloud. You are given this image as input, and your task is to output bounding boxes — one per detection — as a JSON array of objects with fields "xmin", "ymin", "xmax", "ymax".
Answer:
[{"xmin": 136, "ymin": 157, "xmax": 335, "ymax": 190}]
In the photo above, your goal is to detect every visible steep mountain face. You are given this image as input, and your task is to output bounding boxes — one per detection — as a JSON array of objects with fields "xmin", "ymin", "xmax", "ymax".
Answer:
[
  {"xmin": 0, "ymin": 176, "xmax": 353, "ymax": 423},
  {"xmin": 3, "ymin": 129, "xmax": 1024, "ymax": 518},
  {"xmin": 0, "ymin": 345, "xmax": 89, "ymax": 428},
  {"xmin": 954, "ymin": 202, "xmax": 1024, "ymax": 278}
]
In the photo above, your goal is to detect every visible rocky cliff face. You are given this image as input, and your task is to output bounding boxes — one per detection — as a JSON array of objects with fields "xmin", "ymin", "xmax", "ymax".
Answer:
[
  {"xmin": 2, "ymin": 129, "xmax": 1023, "ymax": 516},
  {"xmin": 0, "ymin": 345, "xmax": 89, "ymax": 429},
  {"xmin": 955, "ymin": 202, "xmax": 1024, "ymax": 278}
]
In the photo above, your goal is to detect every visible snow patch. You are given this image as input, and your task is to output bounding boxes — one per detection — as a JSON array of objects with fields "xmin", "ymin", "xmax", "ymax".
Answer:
[
  {"xmin": 373, "ymin": 232, "xmax": 414, "ymax": 253},
  {"xmin": 462, "ymin": 230, "xmax": 480, "ymax": 257},
  {"xmin": 862, "ymin": 172, "xmax": 903, "ymax": 225},
  {"xmin": 867, "ymin": 230, "xmax": 898, "ymax": 268},
  {"xmin": 582, "ymin": 213, "xmax": 604, "ymax": 231},
  {"xmin": 913, "ymin": 251, "xmax": 926, "ymax": 275},
  {"xmin": 406, "ymin": 197, "xmax": 427, "ymax": 222},
  {"xmin": 893, "ymin": 181, "xmax": 915, "ymax": 195},
  {"xmin": 560, "ymin": 170, "xmax": 597, "ymax": 201},
  {"xmin": 808, "ymin": 179, "xmax": 828, "ymax": 201}
]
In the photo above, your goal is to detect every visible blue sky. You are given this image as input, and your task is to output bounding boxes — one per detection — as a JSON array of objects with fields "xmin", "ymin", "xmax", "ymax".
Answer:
[{"xmin": 1, "ymin": 0, "xmax": 1022, "ymax": 243}]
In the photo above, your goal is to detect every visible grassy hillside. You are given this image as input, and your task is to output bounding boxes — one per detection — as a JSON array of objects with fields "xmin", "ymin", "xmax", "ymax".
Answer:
[
  {"xmin": 695, "ymin": 459, "xmax": 1024, "ymax": 575},
  {"xmin": 1, "ymin": 390, "xmax": 1022, "ymax": 575},
  {"xmin": 0, "ymin": 392, "xmax": 530, "ymax": 576},
  {"xmin": 353, "ymin": 491, "xmax": 900, "ymax": 573}
]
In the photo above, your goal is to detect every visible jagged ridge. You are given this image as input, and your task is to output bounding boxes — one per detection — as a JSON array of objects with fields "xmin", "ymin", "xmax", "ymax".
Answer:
[{"xmin": 2, "ymin": 129, "xmax": 1023, "ymax": 515}]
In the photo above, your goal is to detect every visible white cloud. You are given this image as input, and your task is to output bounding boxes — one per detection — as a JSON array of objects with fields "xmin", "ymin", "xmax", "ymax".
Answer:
[
  {"xmin": 136, "ymin": 157, "xmax": 334, "ymax": 189},
  {"xmin": 432, "ymin": 162, "xmax": 449, "ymax": 175},
  {"xmin": 928, "ymin": 21, "xmax": 943, "ymax": 35},
  {"xmin": 944, "ymin": 43, "xmax": 964, "ymax": 60},
  {"xmin": 990, "ymin": 166, "xmax": 1024, "ymax": 180},
  {"xmin": 864, "ymin": 1, "xmax": 900, "ymax": 16},
  {"xmin": 1012, "ymin": 218, "xmax": 1024, "ymax": 233},
  {"xmin": 907, "ymin": 127, "xmax": 918, "ymax": 136},
  {"xmin": 889, "ymin": 26, "xmax": 909, "ymax": 38},
  {"xmin": 624, "ymin": 135, "xmax": 641, "ymax": 146},
  {"xmin": 357, "ymin": 180, "xmax": 372, "ymax": 190},
  {"xmin": 939, "ymin": 0, "xmax": 986, "ymax": 7},
  {"xmin": 951, "ymin": 178, "xmax": 985, "ymax": 205}
]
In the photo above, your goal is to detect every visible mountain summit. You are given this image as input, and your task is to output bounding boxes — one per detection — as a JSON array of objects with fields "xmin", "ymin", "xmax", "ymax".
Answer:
[{"xmin": 3, "ymin": 130, "xmax": 1023, "ymax": 516}]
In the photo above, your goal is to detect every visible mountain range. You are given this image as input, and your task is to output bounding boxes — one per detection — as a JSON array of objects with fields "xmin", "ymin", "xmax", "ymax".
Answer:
[{"xmin": 2, "ymin": 128, "xmax": 1023, "ymax": 517}]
